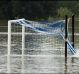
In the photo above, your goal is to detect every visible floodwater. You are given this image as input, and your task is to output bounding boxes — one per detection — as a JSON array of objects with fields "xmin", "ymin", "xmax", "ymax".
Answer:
[{"xmin": 0, "ymin": 34, "xmax": 79, "ymax": 74}]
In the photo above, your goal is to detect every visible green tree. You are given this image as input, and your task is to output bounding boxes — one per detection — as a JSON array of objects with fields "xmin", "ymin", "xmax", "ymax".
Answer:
[{"xmin": 57, "ymin": 7, "xmax": 73, "ymax": 18}]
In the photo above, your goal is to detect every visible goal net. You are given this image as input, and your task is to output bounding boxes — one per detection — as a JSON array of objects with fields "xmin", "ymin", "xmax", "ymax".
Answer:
[
  {"xmin": 9, "ymin": 18, "xmax": 76, "ymax": 53},
  {"xmin": 6, "ymin": 18, "xmax": 76, "ymax": 73}
]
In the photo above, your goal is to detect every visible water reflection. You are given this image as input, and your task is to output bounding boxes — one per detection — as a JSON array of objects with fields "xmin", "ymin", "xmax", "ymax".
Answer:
[{"xmin": 0, "ymin": 34, "xmax": 79, "ymax": 73}]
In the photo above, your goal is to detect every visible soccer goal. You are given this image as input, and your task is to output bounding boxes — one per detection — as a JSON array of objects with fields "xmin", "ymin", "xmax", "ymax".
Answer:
[
  {"xmin": 0, "ymin": 17, "xmax": 76, "ymax": 73},
  {"xmin": 7, "ymin": 18, "xmax": 67, "ymax": 73}
]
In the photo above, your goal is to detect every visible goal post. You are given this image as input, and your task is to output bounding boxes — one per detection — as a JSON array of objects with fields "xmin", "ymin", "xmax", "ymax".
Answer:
[
  {"xmin": 7, "ymin": 18, "xmax": 77, "ymax": 73},
  {"xmin": 7, "ymin": 20, "xmax": 11, "ymax": 73},
  {"xmin": 7, "ymin": 18, "xmax": 66, "ymax": 73}
]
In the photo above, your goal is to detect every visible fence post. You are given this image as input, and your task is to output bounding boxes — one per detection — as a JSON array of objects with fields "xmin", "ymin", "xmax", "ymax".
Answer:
[
  {"xmin": 71, "ymin": 15, "xmax": 75, "ymax": 63},
  {"xmin": 65, "ymin": 15, "xmax": 68, "ymax": 73},
  {"xmin": 72, "ymin": 15, "xmax": 75, "ymax": 47}
]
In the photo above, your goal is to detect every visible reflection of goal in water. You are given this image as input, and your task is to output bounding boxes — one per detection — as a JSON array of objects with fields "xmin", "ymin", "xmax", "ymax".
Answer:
[{"xmin": 0, "ymin": 18, "xmax": 79, "ymax": 73}]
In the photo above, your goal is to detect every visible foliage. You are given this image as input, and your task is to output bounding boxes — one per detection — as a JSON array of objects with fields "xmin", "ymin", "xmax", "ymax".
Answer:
[
  {"xmin": 0, "ymin": 1, "xmax": 79, "ymax": 20},
  {"xmin": 57, "ymin": 7, "xmax": 73, "ymax": 18}
]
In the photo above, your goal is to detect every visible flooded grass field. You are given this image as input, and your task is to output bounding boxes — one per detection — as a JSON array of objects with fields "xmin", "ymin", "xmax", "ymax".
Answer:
[
  {"xmin": 0, "ymin": 19, "xmax": 79, "ymax": 73},
  {"xmin": 0, "ymin": 33, "xmax": 79, "ymax": 74}
]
